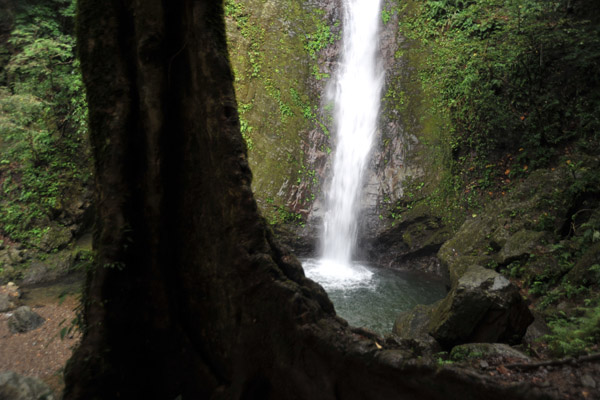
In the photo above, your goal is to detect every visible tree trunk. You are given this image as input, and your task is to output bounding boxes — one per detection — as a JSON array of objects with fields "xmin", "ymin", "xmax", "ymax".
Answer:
[{"xmin": 64, "ymin": 1, "xmax": 546, "ymax": 399}]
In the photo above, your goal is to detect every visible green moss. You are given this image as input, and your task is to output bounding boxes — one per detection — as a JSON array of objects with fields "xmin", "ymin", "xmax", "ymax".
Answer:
[{"xmin": 224, "ymin": 0, "xmax": 335, "ymax": 221}]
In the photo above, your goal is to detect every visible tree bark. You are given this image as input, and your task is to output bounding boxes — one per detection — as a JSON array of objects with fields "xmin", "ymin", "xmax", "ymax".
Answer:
[{"xmin": 64, "ymin": 1, "xmax": 548, "ymax": 399}]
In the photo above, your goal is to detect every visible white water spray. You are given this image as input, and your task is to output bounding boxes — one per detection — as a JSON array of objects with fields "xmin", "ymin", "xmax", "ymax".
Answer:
[{"xmin": 309, "ymin": 0, "xmax": 384, "ymax": 286}]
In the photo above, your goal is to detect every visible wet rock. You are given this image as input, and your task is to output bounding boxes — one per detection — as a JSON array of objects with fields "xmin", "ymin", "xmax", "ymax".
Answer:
[
  {"xmin": 428, "ymin": 266, "xmax": 533, "ymax": 348},
  {"xmin": 272, "ymin": 224, "xmax": 318, "ymax": 257},
  {"xmin": 7, "ymin": 306, "xmax": 45, "ymax": 333},
  {"xmin": 0, "ymin": 371, "xmax": 55, "ymax": 400},
  {"xmin": 450, "ymin": 343, "xmax": 530, "ymax": 362}
]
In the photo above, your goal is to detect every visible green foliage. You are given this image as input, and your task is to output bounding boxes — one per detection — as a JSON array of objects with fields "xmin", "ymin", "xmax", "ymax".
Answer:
[
  {"xmin": 545, "ymin": 303, "xmax": 600, "ymax": 357},
  {"xmin": 225, "ymin": 0, "xmax": 264, "ymax": 78},
  {"xmin": 238, "ymin": 102, "xmax": 254, "ymax": 151},
  {"xmin": 0, "ymin": 0, "xmax": 91, "ymax": 245},
  {"xmin": 399, "ymin": 0, "xmax": 600, "ymax": 189},
  {"xmin": 304, "ymin": 18, "xmax": 337, "ymax": 59},
  {"xmin": 268, "ymin": 205, "xmax": 304, "ymax": 227},
  {"xmin": 304, "ymin": 12, "xmax": 338, "ymax": 80}
]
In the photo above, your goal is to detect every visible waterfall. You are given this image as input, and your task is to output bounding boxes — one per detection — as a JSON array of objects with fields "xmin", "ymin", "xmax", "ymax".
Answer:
[{"xmin": 315, "ymin": 0, "xmax": 384, "ymax": 281}]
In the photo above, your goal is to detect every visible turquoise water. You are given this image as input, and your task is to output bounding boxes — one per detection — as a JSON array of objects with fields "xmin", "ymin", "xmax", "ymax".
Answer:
[{"xmin": 303, "ymin": 258, "xmax": 447, "ymax": 335}]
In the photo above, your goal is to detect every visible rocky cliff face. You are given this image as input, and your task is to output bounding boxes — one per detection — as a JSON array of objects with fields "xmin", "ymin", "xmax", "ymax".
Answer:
[
  {"xmin": 226, "ymin": 0, "xmax": 439, "ymax": 257},
  {"xmin": 225, "ymin": 0, "xmax": 339, "ymax": 234}
]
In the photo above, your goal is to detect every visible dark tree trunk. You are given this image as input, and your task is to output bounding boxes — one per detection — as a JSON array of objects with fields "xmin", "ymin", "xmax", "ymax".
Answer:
[{"xmin": 64, "ymin": 1, "xmax": 546, "ymax": 399}]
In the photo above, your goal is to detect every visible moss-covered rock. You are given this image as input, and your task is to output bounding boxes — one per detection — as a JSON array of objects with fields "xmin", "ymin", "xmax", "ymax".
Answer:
[
  {"xmin": 428, "ymin": 265, "xmax": 532, "ymax": 348},
  {"xmin": 394, "ymin": 265, "xmax": 532, "ymax": 350},
  {"xmin": 393, "ymin": 303, "xmax": 436, "ymax": 339},
  {"xmin": 449, "ymin": 343, "xmax": 530, "ymax": 362},
  {"xmin": 564, "ymin": 241, "xmax": 600, "ymax": 286},
  {"xmin": 38, "ymin": 223, "xmax": 73, "ymax": 252},
  {"xmin": 439, "ymin": 168, "xmax": 575, "ymax": 285},
  {"xmin": 497, "ymin": 230, "xmax": 548, "ymax": 265}
]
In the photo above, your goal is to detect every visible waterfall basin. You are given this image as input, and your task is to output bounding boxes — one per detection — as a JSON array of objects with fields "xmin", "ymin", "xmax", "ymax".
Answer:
[{"xmin": 302, "ymin": 258, "xmax": 447, "ymax": 335}]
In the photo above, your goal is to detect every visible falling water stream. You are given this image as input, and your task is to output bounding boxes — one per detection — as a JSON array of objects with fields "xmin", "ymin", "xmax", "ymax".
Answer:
[
  {"xmin": 303, "ymin": 0, "xmax": 446, "ymax": 334},
  {"xmin": 320, "ymin": 0, "xmax": 384, "ymax": 268}
]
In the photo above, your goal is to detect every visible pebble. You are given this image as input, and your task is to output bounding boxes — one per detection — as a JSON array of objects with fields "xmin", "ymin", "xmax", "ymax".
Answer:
[
  {"xmin": 581, "ymin": 374, "xmax": 596, "ymax": 389},
  {"xmin": 479, "ymin": 360, "xmax": 489, "ymax": 369}
]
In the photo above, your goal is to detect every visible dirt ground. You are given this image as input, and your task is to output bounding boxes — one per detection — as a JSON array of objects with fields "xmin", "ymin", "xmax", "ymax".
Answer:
[{"xmin": 0, "ymin": 289, "xmax": 80, "ymax": 396}]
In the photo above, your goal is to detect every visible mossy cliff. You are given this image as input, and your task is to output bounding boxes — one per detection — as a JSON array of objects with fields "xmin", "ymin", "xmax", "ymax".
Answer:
[
  {"xmin": 224, "ymin": 0, "xmax": 341, "ymax": 232},
  {"xmin": 224, "ymin": 0, "xmax": 447, "ymax": 254}
]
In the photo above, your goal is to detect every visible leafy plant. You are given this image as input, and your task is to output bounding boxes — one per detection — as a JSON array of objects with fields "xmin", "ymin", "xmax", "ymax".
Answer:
[
  {"xmin": 544, "ymin": 304, "xmax": 600, "ymax": 356},
  {"xmin": 0, "ymin": 0, "xmax": 91, "ymax": 245},
  {"xmin": 398, "ymin": 0, "xmax": 600, "ymax": 198}
]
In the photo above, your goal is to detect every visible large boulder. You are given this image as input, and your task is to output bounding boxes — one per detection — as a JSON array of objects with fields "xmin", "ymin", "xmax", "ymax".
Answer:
[
  {"xmin": 0, "ymin": 371, "xmax": 55, "ymax": 400},
  {"xmin": 394, "ymin": 266, "xmax": 533, "ymax": 350},
  {"xmin": 7, "ymin": 306, "xmax": 45, "ymax": 333},
  {"xmin": 429, "ymin": 266, "xmax": 533, "ymax": 348}
]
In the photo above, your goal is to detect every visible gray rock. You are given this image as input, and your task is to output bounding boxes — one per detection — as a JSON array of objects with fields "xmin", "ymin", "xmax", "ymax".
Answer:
[
  {"xmin": 450, "ymin": 343, "xmax": 530, "ymax": 362},
  {"xmin": 0, "ymin": 283, "xmax": 20, "ymax": 312},
  {"xmin": 496, "ymin": 230, "xmax": 546, "ymax": 265},
  {"xmin": 0, "ymin": 293, "xmax": 11, "ymax": 312},
  {"xmin": 581, "ymin": 374, "xmax": 596, "ymax": 389},
  {"xmin": 523, "ymin": 314, "xmax": 551, "ymax": 347},
  {"xmin": 428, "ymin": 266, "xmax": 533, "ymax": 348},
  {"xmin": 394, "ymin": 266, "xmax": 533, "ymax": 350},
  {"xmin": 39, "ymin": 223, "xmax": 72, "ymax": 252},
  {"xmin": 7, "ymin": 306, "xmax": 45, "ymax": 333},
  {"xmin": 21, "ymin": 251, "xmax": 76, "ymax": 286},
  {"xmin": 0, "ymin": 371, "xmax": 55, "ymax": 400}
]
